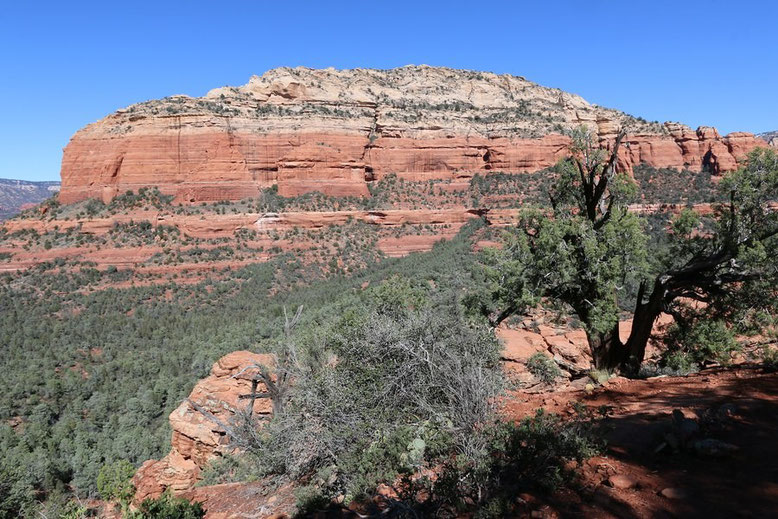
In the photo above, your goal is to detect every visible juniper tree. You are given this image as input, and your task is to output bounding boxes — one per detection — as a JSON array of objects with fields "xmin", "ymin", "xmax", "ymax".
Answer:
[{"xmin": 480, "ymin": 128, "xmax": 778, "ymax": 374}]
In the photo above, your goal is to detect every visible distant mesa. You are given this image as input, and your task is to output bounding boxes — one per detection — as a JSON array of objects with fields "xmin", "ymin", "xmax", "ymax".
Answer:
[
  {"xmin": 757, "ymin": 130, "xmax": 778, "ymax": 148},
  {"xmin": 0, "ymin": 178, "xmax": 60, "ymax": 221},
  {"xmin": 58, "ymin": 66, "xmax": 767, "ymax": 205}
]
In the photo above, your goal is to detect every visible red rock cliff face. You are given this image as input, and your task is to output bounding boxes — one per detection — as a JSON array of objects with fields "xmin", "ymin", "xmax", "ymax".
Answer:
[{"xmin": 59, "ymin": 67, "xmax": 767, "ymax": 204}]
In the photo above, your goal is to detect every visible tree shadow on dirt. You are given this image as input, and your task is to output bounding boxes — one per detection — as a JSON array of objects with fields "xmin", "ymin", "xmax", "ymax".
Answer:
[
  {"xmin": 297, "ymin": 370, "xmax": 778, "ymax": 518},
  {"xmin": 561, "ymin": 369, "xmax": 778, "ymax": 518}
]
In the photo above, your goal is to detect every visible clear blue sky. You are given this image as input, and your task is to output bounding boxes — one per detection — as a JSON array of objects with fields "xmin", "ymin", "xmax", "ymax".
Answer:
[{"xmin": 2, "ymin": 0, "xmax": 776, "ymax": 181}]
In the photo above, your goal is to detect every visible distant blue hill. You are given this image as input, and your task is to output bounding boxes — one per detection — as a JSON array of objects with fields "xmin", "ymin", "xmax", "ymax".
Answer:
[
  {"xmin": 0, "ymin": 178, "xmax": 60, "ymax": 220},
  {"xmin": 757, "ymin": 131, "xmax": 777, "ymax": 145}
]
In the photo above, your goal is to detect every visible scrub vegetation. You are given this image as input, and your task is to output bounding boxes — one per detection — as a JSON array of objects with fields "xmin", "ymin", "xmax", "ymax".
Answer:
[{"xmin": 1, "ymin": 131, "xmax": 776, "ymax": 517}]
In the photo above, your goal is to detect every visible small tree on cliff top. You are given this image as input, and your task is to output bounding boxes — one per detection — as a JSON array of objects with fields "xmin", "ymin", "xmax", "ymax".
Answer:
[{"xmin": 479, "ymin": 127, "xmax": 778, "ymax": 374}]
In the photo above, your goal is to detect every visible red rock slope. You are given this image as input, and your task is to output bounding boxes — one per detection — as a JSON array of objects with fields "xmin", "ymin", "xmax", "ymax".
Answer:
[{"xmin": 59, "ymin": 66, "xmax": 766, "ymax": 204}]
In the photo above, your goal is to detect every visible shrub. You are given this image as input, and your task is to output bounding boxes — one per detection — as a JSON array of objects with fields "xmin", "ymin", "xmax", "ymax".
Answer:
[
  {"xmin": 132, "ymin": 491, "xmax": 204, "ymax": 519},
  {"xmin": 526, "ymin": 352, "xmax": 561, "ymax": 384},
  {"xmin": 0, "ymin": 463, "xmax": 35, "ymax": 519},
  {"xmin": 661, "ymin": 350, "xmax": 699, "ymax": 375},
  {"xmin": 85, "ymin": 198, "xmax": 105, "ymax": 216},
  {"xmin": 364, "ymin": 274, "xmax": 428, "ymax": 314},
  {"xmin": 394, "ymin": 408, "xmax": 604, "ymax": 516},
  {"xmin": 97, "ymin": 460, "xmax": 135, "ymax": 509},
  {"xmin": 662, "ymin": 319, "xmax": 739, "ymax": 370},
  {"xmin": 762, "ymin": 346, "xmax": 778, "ymax": 372},
  {"xmin": 293, "ymin": 485, "xmax": 330, "ymax": 515},
  {"xmin": 233, "ymin": 289, "xmax": 503, "ymax": 504},
  {"xmin": 59, "ymin": 500, "xmax": 89, "ymax": 519}
]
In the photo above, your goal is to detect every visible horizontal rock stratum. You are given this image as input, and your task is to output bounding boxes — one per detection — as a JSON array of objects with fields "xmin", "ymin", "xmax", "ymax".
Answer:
[{"xmin": 59, "ymin": 66, "xmax": 767, "ymax": 204}]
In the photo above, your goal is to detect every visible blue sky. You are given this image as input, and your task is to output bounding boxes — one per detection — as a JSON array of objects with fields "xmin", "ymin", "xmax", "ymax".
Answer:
[{"xmin": 1, "ymin": 1, "xmax": 776, "ymax": 181}]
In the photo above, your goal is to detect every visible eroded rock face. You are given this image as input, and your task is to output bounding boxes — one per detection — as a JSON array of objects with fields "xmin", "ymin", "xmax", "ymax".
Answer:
[
  {"xmin": 132, "ymin": 351, "xmax": 273, "ymax": 502},
  {"xmin": 497, "ymin": 311, "xmax": 674, "ymax": 387},
  {"xmin": 59, "ymin": 67, "xmax": 766, "ymax": 204}
]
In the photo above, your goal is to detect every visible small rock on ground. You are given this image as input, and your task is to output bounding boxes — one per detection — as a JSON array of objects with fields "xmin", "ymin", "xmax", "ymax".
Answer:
[
  {"xmin": 607, "ymin": 474, "xmax": 637, "ymax": 490},
  {"xmin": 693, "ymin": 438, "xmax": 740, "ymax": 457},
  {"xmin": 660, "ymin": 487, "xmax": 688, "ymax": 500}
]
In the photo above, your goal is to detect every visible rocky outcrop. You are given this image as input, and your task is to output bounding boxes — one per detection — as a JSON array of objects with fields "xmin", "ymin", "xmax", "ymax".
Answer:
[
  {"xmin": 497, "ymin": 312, "xmax": 675, "ymax": 387},
  {"xmin": 1, "ymin": 207, "xmax": 509, "ymax": 238},
  {"xmin": 623, "ymin": 124, "xmax": 768, "ymax": 175},
  {"xmin": 58, "ymin": 67, "xmax": 767, "ymax": 204},
  {"xmin": 181, "ymin": 481, "xmax": 296, "ymax": 519},
  {"xmin": 133, "ymin": 351, "xmax": 274, "ymax": 502}
]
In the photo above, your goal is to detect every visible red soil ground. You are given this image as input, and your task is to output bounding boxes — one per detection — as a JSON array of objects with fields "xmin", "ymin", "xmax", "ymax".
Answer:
[{"xmin": 503, "ymin": 368, "xmax": 778, "ymax": 518}]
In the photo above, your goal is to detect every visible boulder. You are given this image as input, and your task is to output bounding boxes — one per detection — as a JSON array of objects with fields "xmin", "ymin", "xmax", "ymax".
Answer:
[
  {"xmin": 546, "ymin": 335, "xmax": 591, "ymax": 372},
  {"xmin": 497, "ymin": 326, "xmax": 547, "ymax": 363}
]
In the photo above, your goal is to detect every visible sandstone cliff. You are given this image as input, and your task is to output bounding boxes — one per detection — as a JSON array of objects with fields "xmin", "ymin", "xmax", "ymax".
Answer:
[{"xmin": 59, "ymin": 66, "xmax": 766, "ymax": 204}]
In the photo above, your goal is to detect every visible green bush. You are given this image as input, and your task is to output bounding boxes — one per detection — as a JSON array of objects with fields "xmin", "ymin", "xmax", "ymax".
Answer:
[
  {"xmin": 526, "ymin": 352, "xmax": 561, "ymax": 384},
  {"xmin": 237, "ymin": 283, "xmax": 502, "ymax": 504},
  {"xmin": 0, "ymin": 463, "xmax": 35, "ymax": 519},
  {"xmin": 661, "ymin": 350, "xmax": 698, "ymax": 375},
  {"xmin": 662, "ymin": 319, "xmax": 739, "ymax": 370},
  {"xmin": 364, "ymin": 274, "xmax": 428, "ymax": 314},
  {"xmin": 97, "ymin": 460, "xmax": 135, "ymax": 511},
  {"xmin": 293, "ymin": 485, "xmax": 330, "ymax": 516},
  {"xmin": 131, "ymin": 491, "xmax": 204, "ymax": 519},
  {"xmin": 59, "ymin": 500, "xmax": 89, "ymax": 519}
]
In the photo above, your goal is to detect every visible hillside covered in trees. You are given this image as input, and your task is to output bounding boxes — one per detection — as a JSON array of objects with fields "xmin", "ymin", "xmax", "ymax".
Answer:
[{"xmin": 1, "ymin": 138, "xmax": 777, "ymax": 517}]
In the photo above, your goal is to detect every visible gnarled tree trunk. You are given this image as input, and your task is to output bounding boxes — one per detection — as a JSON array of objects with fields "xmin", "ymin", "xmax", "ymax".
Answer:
[
  {"xmin": 588, "ymin": 322, "xmax": 626, "ymax": 372},
  {"xmin": 622, "ymin": 278, "xmax": 666, "ymax": 375},
  {"xmin": 587, "ymin": 279, "xmax": 667, "ymax": 375}
]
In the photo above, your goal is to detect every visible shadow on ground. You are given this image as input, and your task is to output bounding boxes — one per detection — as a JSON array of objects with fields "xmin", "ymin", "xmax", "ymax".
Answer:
[{"xmin": 543, "ymin": 368, "xmax": 778, "ymax": 518}]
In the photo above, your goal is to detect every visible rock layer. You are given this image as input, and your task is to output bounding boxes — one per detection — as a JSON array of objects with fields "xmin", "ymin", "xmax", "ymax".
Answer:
[{"xmin": 59, "ymin": 67, "xmax": 767, "ymax": 204}]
